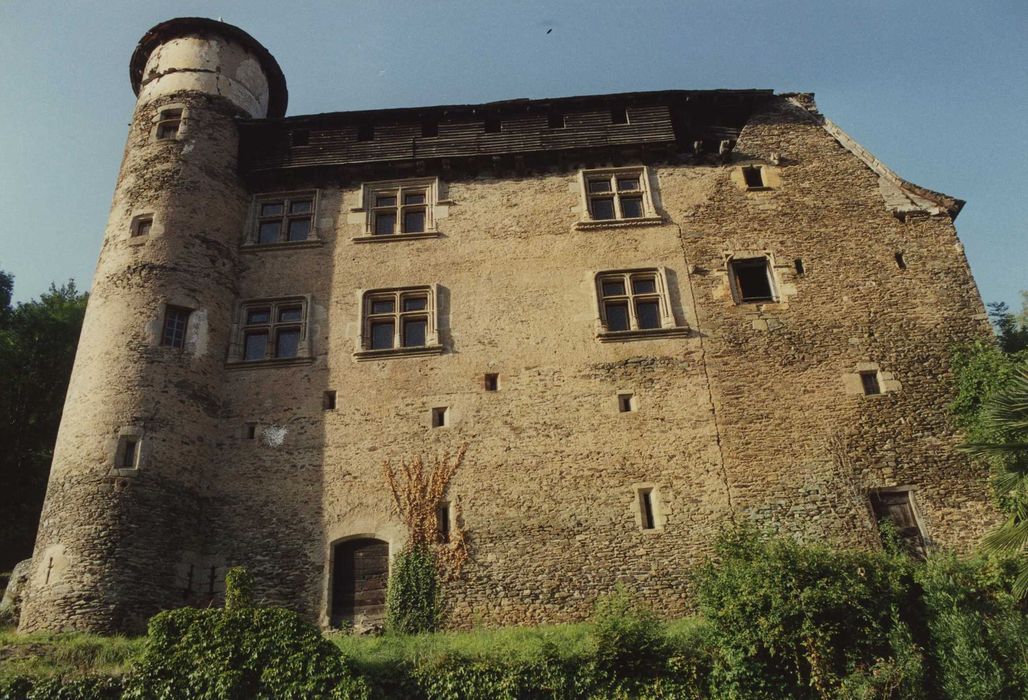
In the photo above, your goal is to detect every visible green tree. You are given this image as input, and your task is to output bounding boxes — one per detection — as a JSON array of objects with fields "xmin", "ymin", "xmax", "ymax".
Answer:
[
  {"xmin": 0, "ymin": 276, "xmax": 88, "ymax": 570},
  {"xmin": 961, "ymin": 368, "xmax": 1028, "ymax": 597},
  {"xmin": 988, "ymin": 295, "xmax": 1028, "ymax": 354}
]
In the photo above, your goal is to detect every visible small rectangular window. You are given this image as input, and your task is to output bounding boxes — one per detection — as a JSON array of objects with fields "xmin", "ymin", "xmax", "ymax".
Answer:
[
  {"xmin": 895, "ymin": 251, "xmax": 907, "ymax": 270},
  {"xmin": 291, "ymin": 129, "xmax": 309, "ymax": 146},
  {"xmin": 323, "ymin": 390, "xmax": 337, "ymax": 410},
  {"xmin": 730, "ymin": 258, "xmax": 775, "ymax": 303},
  {"xmin": 860, "ymin": 371, "xmax": 881, "ymax": 396},
  {"xmin": 161, "ymin": 306, "xmax": 190, "ymax": 349},
  {"xmin": 484, "ymin": 373, "xmax": 499, "ymax": 391},
  {"xmin": 120, "ymin": 437, "xmax": 139, "ymax": 469},
  {"xmin": 547, "ymin": 111, "xmax": 565, "ymax": 129},
  {"xmin": 618, "ymin": 393, "xmax": 635, "ymax": 413},
  {"xmin": 794, "ymin": 258, "xmax": 805, "ymax": 276},
  {"xmin": 133, "ymin": 216, "xmax": 153, "ymax": 237},
  {"xmin": 156, "ymin": 108, "xmax": 182, "ymax": 140},
  {"xmin": 436, "ymin": 503, "xmax": 451, "ymax": 543},
  {"xmin": 484, "ymin": 115, "xmax": 501, "ymax": 133},
  {"xmin": 639, "ymin": 488, "xmax": 656, "ymax": 530},
  {"xmin": 245, "ymin": 423, "xmax": 257, "ymax": 440},
  {"xmin": 742, "ymin": 166, "xmax": 765, "ymax": 188},
  {"xmin": 610, "ymin": 105, "xmax": 628, "ymax": 124},
  {"xmin": 357, "ymin": 123, "xmax": 374, "ymax": 141},
  {"xmin": 421, "ymin": 120, "xmax": 438, "ymax": 138},
  {"xmin": 431, "ymin": 407, "xmax": 448, "ymax": 428}
]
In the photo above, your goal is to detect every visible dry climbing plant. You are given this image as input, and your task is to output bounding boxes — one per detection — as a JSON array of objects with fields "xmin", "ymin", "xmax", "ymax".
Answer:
[{"xmin": 383, "ymin": 443, "xmax": 469, "ymax": 581}]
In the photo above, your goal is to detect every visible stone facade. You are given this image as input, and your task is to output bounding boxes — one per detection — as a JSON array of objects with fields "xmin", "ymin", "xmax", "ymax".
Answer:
[{"xmin": 19, "ymin": 18, "xmax": 997, "ymax": 634}]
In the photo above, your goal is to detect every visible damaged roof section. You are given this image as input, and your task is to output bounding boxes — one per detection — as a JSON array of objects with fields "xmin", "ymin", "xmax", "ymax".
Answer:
[{"xmin": 785, "ymin": 94, "xmax": 964, "ymax": 220}]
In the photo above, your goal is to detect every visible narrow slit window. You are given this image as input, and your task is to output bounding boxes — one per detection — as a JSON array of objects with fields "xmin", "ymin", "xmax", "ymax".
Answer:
[
  {"xmin": 860, "ymin": 371, "xmax": 881, "ymax": 396},
  {"xmin": 639, "ymin": 488, "xmax": 656, "ymax": 530},
  {"xmin": 323, "ymin": 390, "xmax": 337, "ymax": 410},
  {"xmin": 431, "ymin": 407, "xmax": 448, "ymax": 428},
  {"xmin": 245, "ymin": 423, "xmax": 257, "ymax": 440},
  {"xmin": 120, "ymin": 437, "xmax": 139, "ymax": 469},
  {"xmin": 794, "ymin": 258, "xmax": 805, "ymax": 276},
  {"xmin": 895, "ymin": 251, "xmax": 907, "ymax": 270},
  {"xmin": 742, "ymin": 166, "xmax": 765, "ymax": 188},
  {"xmin": 436, "ymin": 503, "xmax": 451, "ymax": 543},
  {"xmin": 618, "ymin": 393, "xmax": 636, "ymax": 413},
  {"xmin": 484, "ymin": 373, "xmax": 499, "ymax": 391}
]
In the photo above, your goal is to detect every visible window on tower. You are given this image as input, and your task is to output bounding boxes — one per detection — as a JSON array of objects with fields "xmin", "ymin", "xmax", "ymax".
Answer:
[{"xmin": 155, "ymin": 108, "xmax": 183, "ymax": 141}]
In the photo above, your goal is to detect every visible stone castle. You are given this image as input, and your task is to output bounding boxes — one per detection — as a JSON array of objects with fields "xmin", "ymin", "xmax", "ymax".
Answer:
[{"xmin": 18, "ymin": 17, "xmax": 998, "ymax": 634}]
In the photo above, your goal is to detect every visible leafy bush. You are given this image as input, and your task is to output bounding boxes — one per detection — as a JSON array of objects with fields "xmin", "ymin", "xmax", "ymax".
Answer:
[
  {"xmin": 589, "ymin": 586, "xmax": 666, "ymax": 676},
  {"xmin": 695, "ymin": 527, "xmax": 923, "ymax": 699},
  {"xmin": 916, "ymin": 554, "xmax": 1028, "ymax": 700},
  {"xmin": 386, "ymin": 546, "xmax": 440, "ymax": 635},
  {"xmin": 121, "ymin": 569, "xmax": 369, "ymax": 699}
]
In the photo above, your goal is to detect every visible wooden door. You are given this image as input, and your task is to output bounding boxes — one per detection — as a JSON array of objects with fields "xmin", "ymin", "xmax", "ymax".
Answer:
[{"xmin": 331, "ymin": 538, "xmax": 389, "ymax": 625}]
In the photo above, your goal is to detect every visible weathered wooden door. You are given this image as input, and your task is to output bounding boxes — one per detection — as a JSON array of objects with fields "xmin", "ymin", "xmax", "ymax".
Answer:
[
  {"xmin": 331, "ymin": 538, "xmax": 389, "ymax": 625},
  {"xmin": 870, "ymin": 491, "xmax": 927, "ymax": 559}
]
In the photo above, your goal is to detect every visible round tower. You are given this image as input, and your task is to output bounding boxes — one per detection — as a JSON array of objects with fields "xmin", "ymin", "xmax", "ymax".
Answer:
[{"xmin": 19, "ymin": 18, "xmax": 287, "ymax": 633}]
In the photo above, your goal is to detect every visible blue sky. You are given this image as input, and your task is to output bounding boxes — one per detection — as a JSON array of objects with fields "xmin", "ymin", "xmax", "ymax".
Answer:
[{"xmin": 1, "ymin": 1, "xmax": 1025, "ymax": 309}]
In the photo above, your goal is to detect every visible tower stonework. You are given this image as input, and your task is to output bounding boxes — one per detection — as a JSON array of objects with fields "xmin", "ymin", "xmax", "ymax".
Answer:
[
  {"xmin": 21, "ymin": 18, "xmax": 1000, "ymax": 634},
  {"xmin": 19, "ymin": 19, "xmax": 287, "ymax": 633}
]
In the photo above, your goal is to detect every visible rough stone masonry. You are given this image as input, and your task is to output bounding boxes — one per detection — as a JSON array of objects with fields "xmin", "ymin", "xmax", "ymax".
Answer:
[{"xmin": 17, "ymin": 17, "xmax": 998, "ymax": 634}]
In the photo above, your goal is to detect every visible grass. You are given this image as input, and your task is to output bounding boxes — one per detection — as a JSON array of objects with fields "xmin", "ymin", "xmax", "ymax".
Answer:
[
  {"xmin": 0, "ymin": 626, "xmax": 143, "ymax": 682},
  {"xmin": 0, "ymin": 615, "xmax": 706, "ymax": 684}
]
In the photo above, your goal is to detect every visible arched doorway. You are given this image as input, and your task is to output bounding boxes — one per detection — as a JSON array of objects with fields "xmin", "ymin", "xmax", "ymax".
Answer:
[{"xmin": 330, "ymin": 538, "xmax": 389, "ymax": 626}]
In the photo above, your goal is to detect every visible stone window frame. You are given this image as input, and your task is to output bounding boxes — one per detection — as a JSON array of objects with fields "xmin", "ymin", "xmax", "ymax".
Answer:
[
  {"xmin": 109, "ymin": 426, "xmax": 146, "ymax": 478},
  {"xmin": 842, "ymin": 362, "xmax": 901, "ymax": 396},
  {"xmin": 575, "ymin": 166, "xmax": 662, "ymax": 230},
  {"xmin": 592, "ymin": 267, "xmax": 687, "ymax": 342},
  {"xmin": 354, "ymin": 284, "xmax": 444, "ymax": 360},
  {"xmin": 350, "ymin": 177, "xmax": 449, "ymax": 242},
  {"xmin": 151, "ymin": 103, "xmax": 187, "ymax": 142},
  {"xmin": 727, "ymin": 254, "xmax": 779, "ymax": 304},
  {"xmin": 731, "ymin": 163, "xmax": 781, "ymax": 192},
  {"xmin": 243, "ymin": 190, "xmax": 322, "ymax": 249},
  {"xmin": 868, "ymin": 486, "xmax": 931, "ymax": 557},
  {"xmin": 631, "ymin": 482, "xmax": 666, "ymax": 533},
  {"xmin": 227, "ymin": 295, "xmax": 314, "ymax": 367}
]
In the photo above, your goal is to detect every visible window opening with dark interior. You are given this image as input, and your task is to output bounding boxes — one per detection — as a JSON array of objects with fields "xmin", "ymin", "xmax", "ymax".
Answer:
[
  {"xmin": 598, "ymin": 271, "xmax": 663, "ymax": 332},
  {"xmin": 371, "ymin": 185, "xmax": 428, "ymax": 236},
  {"xmin": 357, "ymin": 123, "xmax": 374, "ymax": 141},
  {"xmin": 241, "ymin": 300, "xmax": 305, "ymax": 361},
  {"xmin": 870, "ymin": 490, "xmax": 927, "ymax": 559},
  {"xmin": 730, "ymin": 258, "xmax": 775, "ymax": 302},
  {"xmin": 611, "ymin": 104, "xmax": 628, "ymax": 124},
  {"xmin": 421, "ymin": 119, "xmax": 438, "ymax": 138},
  {"xmin": 365, "ymin": 289, "xmax": 430, "ymax": 350},
  {"xmin": 431, "ymin": 407, "xmax": 448, "ymax": 428},
  {"xmin": 245, "ymin": 423, "xmax": 257, "ymax": 440},
  {"xmin": 120, "ymin": 437, "xmax": 139, "ymax": 469},
  {"xmin": 484, "ymin": 373, "xmax": 499, "ymax": 391},
  {"xmin": 133, "ymin": 216, "xmax": 153, "ymax": 237},
  {"xmin": 156, "ymin": 108, "xmax": 182, "ymax": 140},
  {"xmin": 618, "ymin": 393, "xmax": 636, "ymax": 413},
  {"xmin": 436, "ymin": 503, "xmax": 451, "ymax": 543},
  {"xmin": 255, "ymin": 194, "xmax": 314, "ymax": 244},
  {"xmin": 895, "ymin": 251, "xmax": 907, "ymax": 270},
  {"xmin": 161, "ymin": 305, "xmax": 191, "ymax": 349},
  {"xmin": 742, "ymin": 166, "xmax": 765, "ymax": 188},
  {"xmin": 639, "ymin": 488, "xmax": 656, "ymax": 530},
  {"xmin": 860, "ymin": 371, "xmax": 881, "ymax": 396},
  {"xmin": 547, "ymin": 110, "xmax": 565, "ymax": 128},
  {"xmin": 323, "ymin": 390, "xmax": 337, "ymax": 410},
  {"xmin": 794, "ymin": 258, "xmax": 805, "ymax": 276},
  {"xmin": 586, "ymin": 172, "xmax": 645, "ymax": 220},
  {"xmin": 484, "ymin": 115, "xmax": 501, "ymax": 133},
  {"xmin": 291, "ymin": 129, "xmax": 309, "ymax": 146}
]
